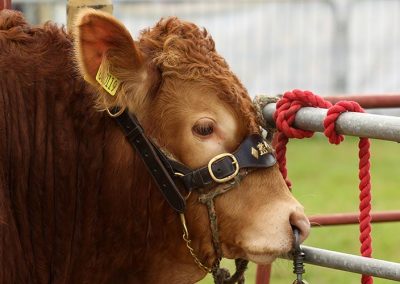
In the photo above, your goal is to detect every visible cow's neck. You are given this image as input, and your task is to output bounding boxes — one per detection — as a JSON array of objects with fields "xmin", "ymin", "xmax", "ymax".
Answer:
[
  {"xmin": 99, "ymin": 125, "xmax": 208, "ymax": 283},
  {"xmin": 125, "ymin": 187, "xmax": 208, "ymax": 283},
  {"xmin": 141, "ymin": 234, "xmax": 207, "ymax": 283},
  {"xmin": 128, "ymin": 172, "xmax": 209, "ymax": 283}
]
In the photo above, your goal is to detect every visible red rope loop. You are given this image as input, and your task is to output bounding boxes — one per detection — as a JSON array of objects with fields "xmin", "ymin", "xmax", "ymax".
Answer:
[
  {"xmin": 323, "ymin": 101, "xmax": 365, "ymax": 144},
  {"xmin": 274, "ymin": 90, "xmax": 332, "ymax": 188},
  {"xmin": 274, "ymin": 89, "xmax": 332, "ymax": 139},
  {"xmin": 274, "ymin": 91, "xmax": 373, "ymax": 284}
]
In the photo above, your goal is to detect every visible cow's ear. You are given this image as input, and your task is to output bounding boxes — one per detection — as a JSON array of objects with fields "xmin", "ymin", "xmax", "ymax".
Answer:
[{"xmin": 73, "ymin": 9, "xmax": 150, "ymax": 110}]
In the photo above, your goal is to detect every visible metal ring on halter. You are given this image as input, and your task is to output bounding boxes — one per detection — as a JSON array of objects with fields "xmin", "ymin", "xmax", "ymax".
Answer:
[
  {"xmin": 175, "ymin": 172, "xmax": 192, "ymax": 200},
  {"xmin": 106, "ymin": 106, "xmax": 125, "ymax": 117}
]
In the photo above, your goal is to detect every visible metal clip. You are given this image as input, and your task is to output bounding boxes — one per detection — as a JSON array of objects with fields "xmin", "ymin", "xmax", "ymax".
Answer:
[{"xmin": 292, "ymin": 228, "xmax": 308, "ymax": 284}]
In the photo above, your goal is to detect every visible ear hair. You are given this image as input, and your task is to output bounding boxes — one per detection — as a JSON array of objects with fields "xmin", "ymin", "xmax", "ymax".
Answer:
[{"xmin": 73, "ymin": 9, "xmax": 154, "ymax": 114}]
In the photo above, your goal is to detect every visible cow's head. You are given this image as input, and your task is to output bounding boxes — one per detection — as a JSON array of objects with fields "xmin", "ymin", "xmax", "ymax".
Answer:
[{"xmin": 74, "ymin": 9, "xmax": 310, "ymax": 279}]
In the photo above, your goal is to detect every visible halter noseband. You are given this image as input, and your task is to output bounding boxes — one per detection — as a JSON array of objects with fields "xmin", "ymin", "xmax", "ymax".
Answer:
[
  {"xmin": 110, "ymin": 107, "xmax": 277, "ymax": 282},
  {"xmin": 167, "ymin": 134, "xmax": 276, "ymax": 191}
]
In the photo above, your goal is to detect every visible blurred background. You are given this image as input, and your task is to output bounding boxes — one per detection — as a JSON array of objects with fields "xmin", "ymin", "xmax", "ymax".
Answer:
[
  {"xmin": 6, "ymin": 1, "xmax": 400, "ymax": 283},
  {"xmin": 12, "ymin": 0, "xmax": 400, "ymax": 97}
]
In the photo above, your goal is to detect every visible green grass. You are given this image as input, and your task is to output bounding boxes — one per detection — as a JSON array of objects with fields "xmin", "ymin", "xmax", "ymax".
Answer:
[{"xmin": 200, "ymin": 135, "xmax": 400, "ymax": 283}]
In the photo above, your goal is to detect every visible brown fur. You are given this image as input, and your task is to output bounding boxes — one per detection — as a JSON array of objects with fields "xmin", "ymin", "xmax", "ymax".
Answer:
[
  {"xmin": 0, "ymin": 10, "xmax": 153, "ymax": 283},
  {"xmin": 0, "ymin": 9, "xmax": 309, "ymax": 284},
  {"xmin": 139, "ymin": 17, "xmax": 260, "ymax": 130}
]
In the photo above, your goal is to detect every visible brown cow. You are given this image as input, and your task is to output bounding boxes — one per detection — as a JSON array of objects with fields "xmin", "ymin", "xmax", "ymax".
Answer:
[{"xmin": 0, "ymin": 9, "xmax": 310, "ymax": 284}]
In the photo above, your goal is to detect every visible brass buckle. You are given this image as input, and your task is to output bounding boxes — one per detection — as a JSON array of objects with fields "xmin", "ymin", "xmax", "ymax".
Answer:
[{"xmin": 208, "ymin": 153, "xmax": 239, "ymax": 183}]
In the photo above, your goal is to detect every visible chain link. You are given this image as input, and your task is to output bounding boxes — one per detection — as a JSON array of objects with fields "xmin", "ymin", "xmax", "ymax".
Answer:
[{"xmin": 180, "ymin": 214, "xmax": 212, "ymax": 273}]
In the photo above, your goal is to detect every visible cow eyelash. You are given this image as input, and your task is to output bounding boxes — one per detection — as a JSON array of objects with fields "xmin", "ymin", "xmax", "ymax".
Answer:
[{"xmin": 192, "ymin": 121, "xmax": 214, "ymax": 137}]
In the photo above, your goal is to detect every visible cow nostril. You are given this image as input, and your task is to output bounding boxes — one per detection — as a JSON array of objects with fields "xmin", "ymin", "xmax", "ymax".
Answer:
[{"xmin": 289, "ymin": 210, "xmax": 311, "ymax": 244}]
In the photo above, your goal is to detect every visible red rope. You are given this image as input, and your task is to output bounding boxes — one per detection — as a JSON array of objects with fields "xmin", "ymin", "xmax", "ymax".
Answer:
[
  {"xmin": 274, "ymin": 90, "xmax": 373, "ymax": 284},
  {"xmin": 274, "ymin": 90, "xmax": 332, "ymax": 188}
]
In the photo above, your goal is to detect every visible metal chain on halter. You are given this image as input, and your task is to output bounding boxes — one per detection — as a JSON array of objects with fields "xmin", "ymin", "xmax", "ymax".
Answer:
[
  {"xmin": 176, "ymin": 131, "xmax": 277, "ymax": 283},
  {"xmin": 292, "ymin": 228, "xmax": 308, "ymax": 284},
  {"xmin": 198, "ymin": 173, "xmax": 250, "ymax": 284},
  {"xmin": 180, "ymin": 214, "xmax": 212, "ymax": 273}
]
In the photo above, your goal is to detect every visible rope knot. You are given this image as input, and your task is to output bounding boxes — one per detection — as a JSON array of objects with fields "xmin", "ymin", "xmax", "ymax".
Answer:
[
  {"xmin": 273, "ymin": 89, "xmax": 333, "ymax": 188},
  {"xmin": 324, "ymin": 100, "xmax": 364, "ymax": 144},
  {"xmin": 274, "ymin": 89, "xmax": 332, "ymax": 139}
]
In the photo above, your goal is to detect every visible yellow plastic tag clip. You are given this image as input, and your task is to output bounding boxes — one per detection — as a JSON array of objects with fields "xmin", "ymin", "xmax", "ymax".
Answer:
[{"xmin": 96, "ymin": 63, "xmax": 120, "ymax": 96}]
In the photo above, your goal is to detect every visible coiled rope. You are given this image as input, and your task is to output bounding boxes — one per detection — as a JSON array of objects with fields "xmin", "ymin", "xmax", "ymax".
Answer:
[{"xmin": 273, "ymin": 89, "xmax": 373, "ymax": 284}]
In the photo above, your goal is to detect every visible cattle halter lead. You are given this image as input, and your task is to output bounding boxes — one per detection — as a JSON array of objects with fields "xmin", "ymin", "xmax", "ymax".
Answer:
[{"xmin": 109, "ymin": 107, "xmax": 277, "ymax": 283}]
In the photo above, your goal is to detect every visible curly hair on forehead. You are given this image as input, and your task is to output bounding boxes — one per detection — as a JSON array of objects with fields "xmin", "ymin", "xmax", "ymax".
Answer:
[{"xmin": 139, "ymin": 17, "xmax": 260, "ymax": 132}]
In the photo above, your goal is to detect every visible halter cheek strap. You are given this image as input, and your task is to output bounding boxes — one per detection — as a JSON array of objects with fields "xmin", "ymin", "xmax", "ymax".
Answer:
[{"xmin": 111, "ymin": 107, "xmax": 186, "ymax": 213}]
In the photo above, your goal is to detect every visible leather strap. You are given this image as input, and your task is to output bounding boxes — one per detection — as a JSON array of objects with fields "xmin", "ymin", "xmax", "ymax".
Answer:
[
  {"xmin": 172, "ymin": 134, "xmax": 277, "ymax": 191},
  {"xmin": 111, "ymin": 107, "xmax": 276, "ymax": 212},
  {"xmin": 111, "ymin": 108, "xmax": 186, "ymax": 213}
]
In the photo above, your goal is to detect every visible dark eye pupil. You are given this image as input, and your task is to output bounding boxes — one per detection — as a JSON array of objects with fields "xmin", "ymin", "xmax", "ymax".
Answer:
[{"xmin": 193, "ymin": 124, "xmax": 213, "ymax": 136}]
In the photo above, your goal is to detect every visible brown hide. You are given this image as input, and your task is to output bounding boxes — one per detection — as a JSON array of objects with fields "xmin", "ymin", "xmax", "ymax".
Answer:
[
  {"xmin": 0, "ymin": 9, "xmax": 310, "ymax": 284},
  {"xmin": 0, "ymin": 10, "xmax": 174, "ymax": 283}
]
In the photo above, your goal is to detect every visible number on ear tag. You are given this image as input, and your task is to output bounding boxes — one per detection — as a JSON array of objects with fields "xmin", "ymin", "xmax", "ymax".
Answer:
[{"xmin": 96, "ymin": 62, "xmax": 120, "ymax": 96}]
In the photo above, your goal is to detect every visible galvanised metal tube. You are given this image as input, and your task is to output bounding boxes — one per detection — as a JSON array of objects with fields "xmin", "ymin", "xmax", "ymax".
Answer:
[
  {"xmin": 67, "ymin": 0, "xmax": 113, "ymax": 32},
  {"xmin": 281, "ymin": 246, "xmax": 400, "ymax": 281},
  {"xmin": 263, "ymin": 103, "xmax": 400, "ymax": 142},
  {"xmin": 0, "ymin": 0, "xmax": 12, "ymax": 10}
]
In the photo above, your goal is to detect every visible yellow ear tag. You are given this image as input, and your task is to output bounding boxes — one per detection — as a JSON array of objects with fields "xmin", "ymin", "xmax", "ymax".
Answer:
[{"xmin": 95, "ymin": 63, "xmax": 120, "ymax": 96}]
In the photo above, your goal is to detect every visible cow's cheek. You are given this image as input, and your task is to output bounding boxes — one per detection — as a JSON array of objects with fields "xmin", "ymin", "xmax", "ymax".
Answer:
[{"xmin": 216, "ymin": 169, "xmax": 305, "ymax": 263}]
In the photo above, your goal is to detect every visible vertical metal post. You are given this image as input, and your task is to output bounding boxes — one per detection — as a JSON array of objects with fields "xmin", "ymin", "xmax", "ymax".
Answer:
[
  {"xmin": 331, "ymin": 0, "xmax": 350, "ymax": 93},
  {"xmin": 256, "ymin": 264, "xmax": 271, "ymax": 284},
  {"xmin": 254, "ymin": 136, "xmax": 279, "ymax": 284},
  {"xmin": 0, "ymin": 0, "xmax": 12, "ymax": 10},
  {"xmin": 67, "ymin": 0, "xmax": 113, "ymax": 32}
]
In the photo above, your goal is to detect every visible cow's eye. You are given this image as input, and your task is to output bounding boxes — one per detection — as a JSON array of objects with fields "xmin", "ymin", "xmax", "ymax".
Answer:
[{"xmin": 192, "ymin": 119, "xmax": 214, "ymax": 137}]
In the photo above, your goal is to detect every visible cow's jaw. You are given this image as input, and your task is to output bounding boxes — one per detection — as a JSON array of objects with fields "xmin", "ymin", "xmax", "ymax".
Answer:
[{"xmin": 210, "ymin": 170, "xmax": 310, "ymax": 265}]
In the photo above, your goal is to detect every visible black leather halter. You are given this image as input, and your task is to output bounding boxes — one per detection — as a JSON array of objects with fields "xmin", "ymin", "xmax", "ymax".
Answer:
[
  {"xmin": 111, "ymin": 107, "xmax": 186, "ymax": 212},
  {"xmin": 170, "ymin": 134, "xmax": 276, "ymax": 191},
  {"xmin": 111, "ymin": 107, "xmax": 277, "ymax": 282},
  {"xmin": 111, "ymin": 107, "xmax": 277, "ymax": 213}
]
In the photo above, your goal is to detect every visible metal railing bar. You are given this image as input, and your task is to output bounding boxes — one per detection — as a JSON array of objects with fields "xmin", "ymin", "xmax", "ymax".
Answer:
[
  {"xmin": 282, "ymin": 245, "xmax": 400, "ymax": 281},
  {"xmin": 263, "ymin": 103, "xmax": 400, "ymax": 142}
]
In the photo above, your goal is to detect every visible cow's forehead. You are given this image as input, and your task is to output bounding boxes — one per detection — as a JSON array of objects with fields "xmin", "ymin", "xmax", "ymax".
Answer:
[
  {"xmin": 139, "ymin": 17, "xmax": 259, "ymax": 132},
  {"xmin": 140, "ymin": 17, "xmax": 227, "ymax": 77}
]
